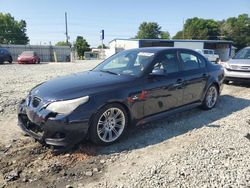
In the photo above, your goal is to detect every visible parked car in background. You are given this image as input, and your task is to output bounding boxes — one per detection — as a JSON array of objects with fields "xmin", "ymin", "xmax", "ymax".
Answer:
[
  {"xmin": 18, "ymin": 47, "xmax": 224, "ymax": 152},
  {"xmin": 196, "ymin": 49, "xmax": 220, "ymax": 63},
  {"xmin": 222, "ymin": 47, "xmax": 250, "ymax": 83},
  {"xmin": 0, "ymin": 48, "xmax": 12, "ymax": 64},
  {"xmin": 18, "ymin": 51, "xmax": 40, "ymax": 64}
]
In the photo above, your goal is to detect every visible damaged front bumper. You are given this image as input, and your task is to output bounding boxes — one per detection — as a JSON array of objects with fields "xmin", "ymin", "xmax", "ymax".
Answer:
[{"xmin": 18, "ymin": 98, "xmax": 90, "ymax": 148}]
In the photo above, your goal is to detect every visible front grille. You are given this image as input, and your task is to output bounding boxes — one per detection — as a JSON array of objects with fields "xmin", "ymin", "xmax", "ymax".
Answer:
[
  {"xmin": 32, "ymin": 97, "xmax": 41, "ymax": 108},
  {"xmin": 230, "ymin": 65, "xmax": 250, "ymax": 72}
]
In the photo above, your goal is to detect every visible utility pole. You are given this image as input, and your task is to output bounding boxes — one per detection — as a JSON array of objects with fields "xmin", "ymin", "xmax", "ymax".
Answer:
[
  {"xmin": 100, "ymin": 30, "xmax": 104, "ymax": 59},
  {"xmin": 182, "ymin": 18, "xmax": 185, "ymax": 39},
  {"xmin": 65, "ymin": 12, "xmax": 69, "ymax": 45}
]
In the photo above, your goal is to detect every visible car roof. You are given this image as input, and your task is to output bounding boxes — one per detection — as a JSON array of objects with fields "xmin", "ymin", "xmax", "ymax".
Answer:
[{"xmin": 0, "ymin": 48, "xmax": 9, "ymax": 51}]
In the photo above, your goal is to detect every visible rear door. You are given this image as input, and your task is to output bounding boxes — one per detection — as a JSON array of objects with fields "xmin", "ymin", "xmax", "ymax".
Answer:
[{"xmin": 178, "ymin": 49, "xmax": 208, "ymax": 105}]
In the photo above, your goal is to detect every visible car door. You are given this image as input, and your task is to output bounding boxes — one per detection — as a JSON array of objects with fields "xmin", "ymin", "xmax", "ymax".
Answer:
[
  {"xmin": 143, "ymin": 50, "xmax": 184, "ymax": 117},
  {"xmin": 178, "ymin": 49, "xmax": 208, "ymax": 105}
]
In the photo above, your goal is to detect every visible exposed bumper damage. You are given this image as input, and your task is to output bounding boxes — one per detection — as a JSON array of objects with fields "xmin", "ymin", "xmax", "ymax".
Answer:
[{"xmin": 18, "ymin": 98, "xmax": 90, "ymax": 150}]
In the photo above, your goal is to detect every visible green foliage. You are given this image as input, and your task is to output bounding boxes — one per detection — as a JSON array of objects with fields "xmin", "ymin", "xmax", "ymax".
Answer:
[
  {"xmin": 135, "ymin": 22, "xmax": 162, "ymax": 39},
  {"xmin": 220, "ymin": 14, "xmax": 250, "ymax": 50},
  {"xmin": 173, "ymin": 14, "xmax": 250, "ymax": 49},
  {"xmin": 160, "ymin": 31, "xmax": 170, "ymax": 39},
  {"xmin": 172, "ymin": 31, "xmax": 184, "ymax": 39},
  {"xmin": 74, "ymin": 36, "xmax": 90, "ymax": 58},
  {"xmin": 0, "ymin": 13, "xmax": 29, "ymax": 44},
  {"xmin": 182, "ymin": 17, "xmax": 220, "ymax": 40},
  {"xmin": 55, "ymin": 41, "xmax": 71, "ymax": 46},
  {"xmin": 97, "ymin": 44, "xmax": 107, "ymax": 49}
]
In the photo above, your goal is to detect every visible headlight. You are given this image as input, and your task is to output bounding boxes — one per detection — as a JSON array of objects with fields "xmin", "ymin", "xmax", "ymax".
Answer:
[
  {"xmin": 46, "ymin": 96, "xmax": 89, "ymax": 114},
  {"xmin": 222, "ymin": 62, "xmax": 231, "ymax": 69}
]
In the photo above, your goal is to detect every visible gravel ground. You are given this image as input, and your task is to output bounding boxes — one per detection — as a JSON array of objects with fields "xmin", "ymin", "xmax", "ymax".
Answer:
[{"xmin": 0, "ymin": 62, "xmax": 249, "ymax": 188}]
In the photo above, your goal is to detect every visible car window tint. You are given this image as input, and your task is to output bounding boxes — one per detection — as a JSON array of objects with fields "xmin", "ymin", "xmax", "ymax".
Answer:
[
  {"xmin": 154, "ymin": 51, "xmax": 179, "ymax": 74},
  {"xmin": 180, "ymin": 52, "xmax": 200, "ymax": 71}
]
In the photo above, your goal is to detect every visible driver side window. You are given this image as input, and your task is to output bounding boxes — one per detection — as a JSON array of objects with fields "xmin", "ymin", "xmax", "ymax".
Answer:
[{"xmin": 154, "ymin": 51, "xmax": 179, "ymax": 74}]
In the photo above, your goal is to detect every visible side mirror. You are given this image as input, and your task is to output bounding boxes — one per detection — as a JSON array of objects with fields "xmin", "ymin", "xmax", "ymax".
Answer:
[{"xmin": 150, "ymin": 68, "xmax": 165, "ymax": 76}]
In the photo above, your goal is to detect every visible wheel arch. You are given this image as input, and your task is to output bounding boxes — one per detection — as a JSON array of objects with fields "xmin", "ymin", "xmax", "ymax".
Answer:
[
  {"xmin": 87, "ymin": 101, "xmax": 132, "ymax": 135},
  {"xmin": 202, "ymin": 78, "xmax": 220, "ymax": 102}
]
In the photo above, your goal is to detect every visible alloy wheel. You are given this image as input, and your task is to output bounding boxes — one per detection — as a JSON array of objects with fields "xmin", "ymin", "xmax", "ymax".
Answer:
[
  {"xmin": 97, "ymin": 107, "xmax": 126, "ymax": 143},
  {"xmin": 206, "ymin": 86, "xmax": 218, "ymax": 108}
]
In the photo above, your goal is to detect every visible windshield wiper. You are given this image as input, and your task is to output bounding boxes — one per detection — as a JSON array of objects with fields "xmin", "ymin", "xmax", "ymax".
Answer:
[{"xmin": 99, "ymin": 70, "xmax": 119, "ymax": 75}]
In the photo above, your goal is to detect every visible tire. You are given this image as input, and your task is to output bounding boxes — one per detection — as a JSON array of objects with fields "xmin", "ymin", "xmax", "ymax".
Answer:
[
  {"xmin": 8, "ymin": 56, "xmax": 13, "ymax": 64},
  {"xmin": 201, "ymin": 84, "xmax": 219, "ymax": 110},
  {"xmin": 89, "ymin": 103, "xmax": 128, "ymax": 145},
  {"xmin": 224, "ymin": 80, "xmax": 230, "ymax": 84}
]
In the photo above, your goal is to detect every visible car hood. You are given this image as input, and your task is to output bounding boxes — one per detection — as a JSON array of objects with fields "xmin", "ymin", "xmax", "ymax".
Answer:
[
  {"xmin": 228, "ymin": 59, "xmax": 250, "ymax": 66},
  {"xmin": 30, "ymin": 71, "xmax": 134, "ymax": 101}
]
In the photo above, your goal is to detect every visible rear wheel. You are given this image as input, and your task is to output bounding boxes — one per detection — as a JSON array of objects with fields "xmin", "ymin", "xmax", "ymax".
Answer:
[
  {"xmin": 201, "ymin": 84, "xmax": 218, "ymax": 110},
  {"xmin": 89, "ymin": 104, "xmax": 128, "ymax": 145}
]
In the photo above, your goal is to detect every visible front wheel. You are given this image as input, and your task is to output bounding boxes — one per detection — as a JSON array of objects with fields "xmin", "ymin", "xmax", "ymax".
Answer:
[
  {"xmin": 89, "ymin": 104, "xmax": 128, "ymax": 145},
  {"xmin": 201, "ymin": 85, "xmax": 218, "ymax": 110}
]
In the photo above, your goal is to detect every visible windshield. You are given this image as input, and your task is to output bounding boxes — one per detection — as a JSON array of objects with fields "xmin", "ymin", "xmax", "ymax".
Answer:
[
  {"xmin": 21, "ymin": 51, "xmax": 34, "ymax": 56},
  {"xmin": 233, "ymin": 48, "xmax": 250, "ymax": 59},
  {"xmin": 93, "ymin": 50, "xmax": 155, "ymax": 76}
]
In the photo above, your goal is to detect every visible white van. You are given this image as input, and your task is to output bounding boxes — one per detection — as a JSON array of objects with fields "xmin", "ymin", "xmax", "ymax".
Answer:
[{"xmin": 196, "ymin": 49, "xmax": 220, "ymax": 63}]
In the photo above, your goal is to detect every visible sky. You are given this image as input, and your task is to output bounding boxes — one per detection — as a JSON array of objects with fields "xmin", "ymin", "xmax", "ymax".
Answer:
[{"xmin": 0, "ymin": 0, "xmax": 249, "ymax": 47}]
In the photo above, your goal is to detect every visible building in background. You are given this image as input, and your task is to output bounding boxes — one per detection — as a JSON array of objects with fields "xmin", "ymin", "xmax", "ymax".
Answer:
[{"xmin": 108, "ymin": 39, "xmax": 234, "ymax": 62}]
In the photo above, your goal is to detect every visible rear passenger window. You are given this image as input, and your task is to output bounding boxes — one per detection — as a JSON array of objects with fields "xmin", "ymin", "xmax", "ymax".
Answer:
[{"xmin": 180, "ymin": 52, "xmax": 206, "ymax": 70}]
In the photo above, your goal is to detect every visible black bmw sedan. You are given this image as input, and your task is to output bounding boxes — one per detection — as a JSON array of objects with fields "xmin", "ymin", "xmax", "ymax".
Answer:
[{"xmin": 18, "ymin": 48, "xmax": 224, "ymax": 150}]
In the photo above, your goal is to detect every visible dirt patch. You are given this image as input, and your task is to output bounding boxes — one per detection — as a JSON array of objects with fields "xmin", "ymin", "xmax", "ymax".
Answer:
[{"xmin": 0, "ymin": 138, "xmax": 108, "ymax": 188}]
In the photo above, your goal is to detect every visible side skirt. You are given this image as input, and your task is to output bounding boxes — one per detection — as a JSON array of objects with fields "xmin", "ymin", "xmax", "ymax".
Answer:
[{"xmin": 136, "ymin": 102, "xmax": 202, "ymax": 126}]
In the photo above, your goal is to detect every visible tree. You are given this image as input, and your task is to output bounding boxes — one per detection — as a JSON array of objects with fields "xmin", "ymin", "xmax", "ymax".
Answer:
[
  {"xmin": 74, "ymin": 36, "xmax": 90, "ymax": 58},
  {"xmin": 172, "ymin": 31, "xmax": 184, "ymax": 39},
  {"xmin": 173, "ymin": 17, "xmax": 220, "ymax": 40},
  {"xmin": 220, "ymin": 14, "xmax": 250, "ymax": 50},
  {"xmin": 55, "ymin": 41, "xmax": 71, "ymax": 46},
  {"xmin": 184, "ymin": 18, "xmax": 220, "ymax": 40},
  {"xmin": 0, "ymin": 13, "xmax": 29, "ymax": 44},
  {"xmin": 97, "ymin": 44, "xmax": 107, "ymax": 49},
  {"xmin": 135, "ymin": 22, "xmax": 162, "ymax": 39},
  {"xmin": 160, "ymin": 31, "xmax": 170, "ymax": 39}
]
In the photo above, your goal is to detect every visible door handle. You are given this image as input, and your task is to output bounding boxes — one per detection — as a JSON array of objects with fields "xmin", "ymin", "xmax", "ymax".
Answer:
[
  {"xmin": 173, "ymin": 83, "xmax": 183, "ymax": 87},
  {"xmin": 173, "ymin": 79, "xmax": 183, "ymax": 87}
]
